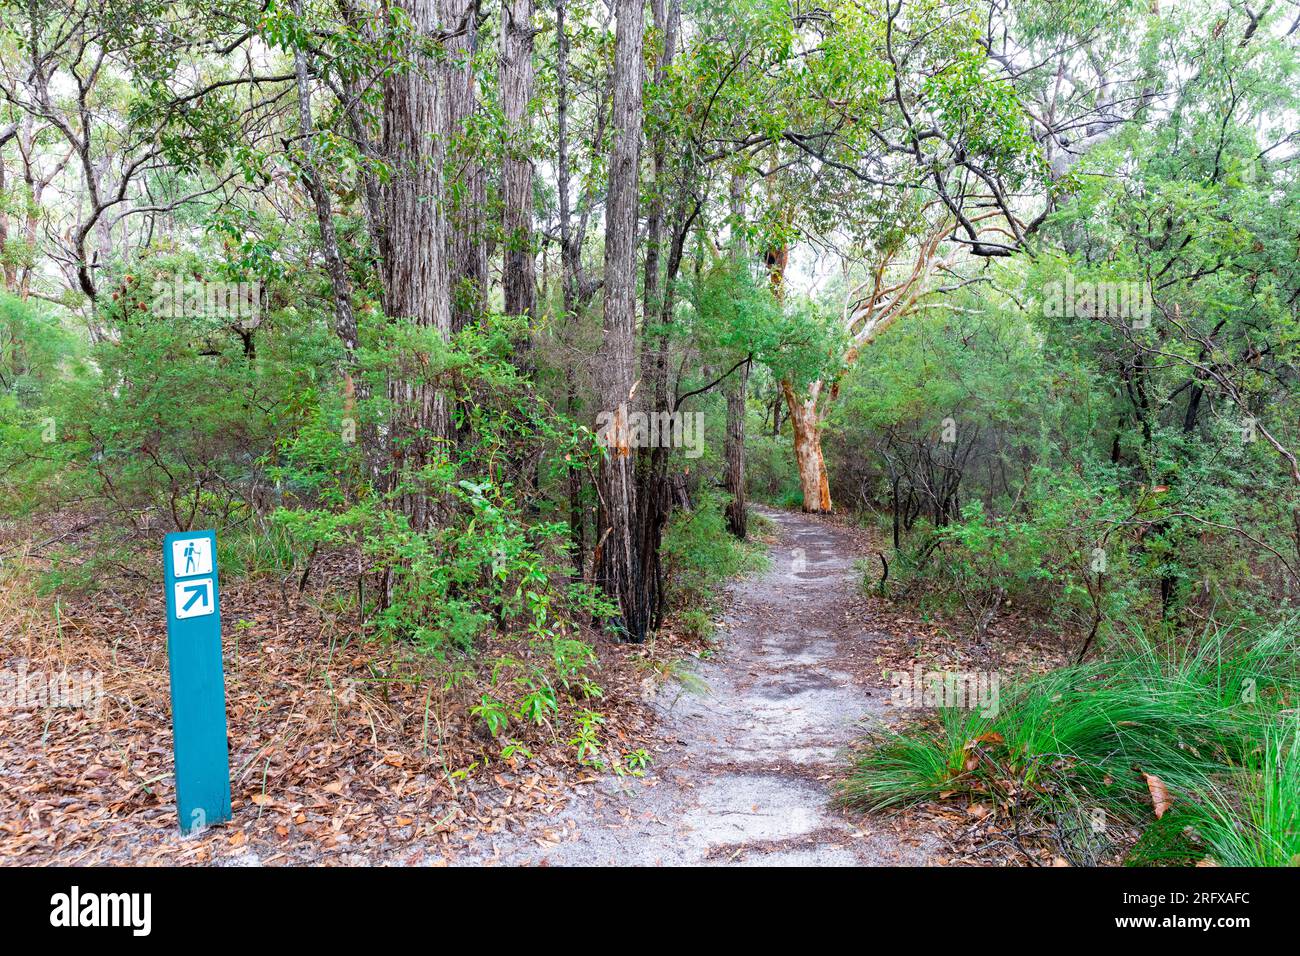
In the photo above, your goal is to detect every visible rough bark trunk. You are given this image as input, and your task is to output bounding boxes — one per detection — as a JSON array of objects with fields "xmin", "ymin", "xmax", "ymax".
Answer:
[
  {"xmin": 640, "ymin": 0, "xmax": 680, "ymax": 351},
  {"xmin": 445, "ymin": 0, "xmax": 487, "ymax": 332},
  {"xmin": 0, "ymin": 132, "xmax": 13, "ymax": 292},
  {"xmin": 500, "ymin": 0, "xmax": 536, "ymax": 325},
  {"xmin": 381, "ymin": 0, "xmax": 453, "ymax": 532},
  {"xmin": 594, "ymin": 0, "xmax": 646, "ymax": 641},
  {"xmin": 723, "ymin": 169, "xmax": 750, "ymax": 537},
  {"xmin": 555, "ymin": 0, "xmax": 604, "ymax": 580},
  {"xmin": 629, "ymin": 0, "xmax": 684, "ymax": 633},
  {"xmin": 556, "ymin": 0, "xmax": 582, "ymax": 575}
]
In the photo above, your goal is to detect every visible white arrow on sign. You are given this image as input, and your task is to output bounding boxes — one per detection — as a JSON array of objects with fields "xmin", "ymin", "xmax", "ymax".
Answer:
[{"xmin": 174, "ymin": 578, "xmax": 215, "ymax": 619}]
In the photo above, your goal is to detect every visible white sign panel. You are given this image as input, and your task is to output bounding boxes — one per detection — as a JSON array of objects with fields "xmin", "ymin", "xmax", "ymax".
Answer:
[
  {"xmin": 174, "ymin": 578, "xmax": 215, "ymax": 619},
  {"xmin": 171, "ymin": 537, "xmax": 213, "ymax": 578}
]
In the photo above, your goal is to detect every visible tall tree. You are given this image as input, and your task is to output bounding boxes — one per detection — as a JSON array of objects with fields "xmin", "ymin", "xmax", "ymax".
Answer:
[
  {"xmin": 382, "ymin": 0, "xmax": 454, "ymax": 531},
  {"xmin": 290, "ymin": 0, "xmax": 358, "ymax": 364},
  {"xmin": 594, "ymin": 0, "xmax": 646, "ymax": 640},
  {"xmin": 500, "ymin": 0, "xmax": 536, "ymax": 324},
  {"xmin": 724, "ymin": 168, "xmax": 750, "ymax": 538},
  {"xmin": 444, "ymin": 0, "xmax": 488, "ymax": 332}
]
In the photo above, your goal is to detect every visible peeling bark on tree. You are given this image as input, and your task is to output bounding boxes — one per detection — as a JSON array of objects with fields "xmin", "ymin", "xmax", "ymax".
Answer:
[
  {"xmin": 763, "ymin": 191, "xmax": 830, "ymax": 514},
  {"xmin": 783, "ymin": 379, "xmax": 831, "ymax": 513}
]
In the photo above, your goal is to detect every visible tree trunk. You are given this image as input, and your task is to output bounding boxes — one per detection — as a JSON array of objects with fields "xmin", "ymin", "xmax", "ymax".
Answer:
[
  {"xmin": 723, "ymin": 168, "xmax": 750, "ymax": 538},
  {"xmin": 640, "ymin": 0, "xmax": 681, "ymax": 350},
  {"xmin": 381, "ymin": 0, "xmax": 454, "ymax": 532},
  {"xmin": 594, "ymin": 0, "xmax": 646, "ymax": 641},
  {"xmin": 500, "ymin": 0, "xmax": 536, "ymax": 325},
  {"xmin": 556, "ymin": 0, "xmax": 581, "ymax": 575},
  {"xmin": 445, "ymin": 0, "xmax": 487, "ymax": 332},
  {"xmin": 291, "ymin": 5, "xmax": 379, "ymax": 483},
  {"xmin": 763, "ymin": 177, "xmax": 828, "ymax": 514},
  {"xmin": 291, "ymin": 21, "xmax": 359, "ymax": 361},
  {"xmin": 628, "ymin": 0, "xmax": 684, "ymax": 633},
  {"xmin": 782, "ymin": 379, "xmax": 831, "ymax": 513},
  {"xmin": 334, "ymin": 0, "xmax": 387, "ymax": 270},
  {"xmin": 0, "ymin": 132, "xmax": 13, "ymax": 292},
  {"xmin": 724, "ymin": 360, "xmax": 750, "ymax": 537},
  {"xmin": 555, "ymin": 0, "xmax": 605, "ymax": 580}
]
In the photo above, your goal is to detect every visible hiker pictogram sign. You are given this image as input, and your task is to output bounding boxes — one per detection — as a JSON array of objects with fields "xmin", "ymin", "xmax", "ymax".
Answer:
[{"xmin": 163, "ymin": 530, "xmax": 231, "ymax": 833}]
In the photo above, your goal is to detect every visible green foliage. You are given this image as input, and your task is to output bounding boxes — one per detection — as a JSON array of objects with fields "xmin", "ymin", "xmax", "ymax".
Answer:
[
  {"xmin": 922, "ymin": 48, "xmax": 1046, "ymax": 183},
  {"xmin": 660, "ymin": 489, "xmax": 768, "ymax": 639},
  {"xmin": 841, "ymin": 621, "xmax": 1300, "ymax": 865},
  {"xmin": 264, "ymin": 312, "xmax": 609, "ymax": 655},
  {"xmin": 1184, "ymin": 720, "xmax": 1300, "ymax": 868},
  {"xmin": 0, "ymin": 294, "xmax": 90, "ymax": 514},
  {"xmin": 687, "ymin": 260, "xmax": 844, "ymax": 393},
  {"xmin": 837, "ymin": 621, "xmax": 1294, "ymax": 868}
]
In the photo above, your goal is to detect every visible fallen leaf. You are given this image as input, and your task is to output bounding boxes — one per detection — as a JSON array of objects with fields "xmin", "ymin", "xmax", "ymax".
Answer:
[{"xmin": 1144, "ymin": 773, "xmax": 1172, "ymax": 819}]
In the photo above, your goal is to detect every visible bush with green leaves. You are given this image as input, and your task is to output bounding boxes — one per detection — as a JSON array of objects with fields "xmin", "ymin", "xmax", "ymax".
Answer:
[{"xmin": 660, "ymin": 489, "xmax": 768, "ymax": 639}]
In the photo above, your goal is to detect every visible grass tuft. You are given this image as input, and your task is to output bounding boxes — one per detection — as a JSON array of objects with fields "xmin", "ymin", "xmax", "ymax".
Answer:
[{"xmin": 840, "ymin": 620, "xmax": 1299, "ymax": 865}]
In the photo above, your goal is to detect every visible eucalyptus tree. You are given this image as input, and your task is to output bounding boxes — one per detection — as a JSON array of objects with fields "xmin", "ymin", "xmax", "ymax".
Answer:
[
  {"xmin": 691, "ymin": 0, "xmax": 1167, "ymax": 513},
  {"xmin": 0, "ymin": 0, "xmax": 285, "ymax": 330}
]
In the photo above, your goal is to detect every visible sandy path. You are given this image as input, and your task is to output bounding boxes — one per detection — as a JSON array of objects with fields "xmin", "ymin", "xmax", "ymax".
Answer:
[{"xmin": 457, "ymin": 507, "xmax": 933, "ymax": 866}]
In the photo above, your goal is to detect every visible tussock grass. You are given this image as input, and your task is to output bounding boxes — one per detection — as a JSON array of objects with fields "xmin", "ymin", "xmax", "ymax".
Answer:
[
  {"xmin": 840, "ymin": 621, "xmax": 1300, "ymax": 865},
  {"xmin": 1186, "ymin": 720, "xmax": 1300, "ymax": 867}
]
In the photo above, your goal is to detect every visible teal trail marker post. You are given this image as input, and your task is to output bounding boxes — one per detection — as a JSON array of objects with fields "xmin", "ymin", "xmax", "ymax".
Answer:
[{"xmin": 163, "ymin": 529, "xmax": 232, "ymax": 834}]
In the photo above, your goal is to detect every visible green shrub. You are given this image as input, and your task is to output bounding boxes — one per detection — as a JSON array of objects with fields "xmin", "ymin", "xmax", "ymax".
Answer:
[{"xmin": 660, "ymin": 489, "xmax": 768, "ymax": 637}]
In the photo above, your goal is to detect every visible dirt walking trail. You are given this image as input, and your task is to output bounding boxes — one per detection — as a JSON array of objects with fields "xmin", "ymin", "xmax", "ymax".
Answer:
[{"xmin": 459, "ymin": 507, "xmax": 934, "ymax": 866}]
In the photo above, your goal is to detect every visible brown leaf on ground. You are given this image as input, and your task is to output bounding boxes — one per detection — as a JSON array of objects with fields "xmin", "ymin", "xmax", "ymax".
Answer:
[{"xmin": 1143, "ymin": 773, "xmax": 1173, "ymax": 819}]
